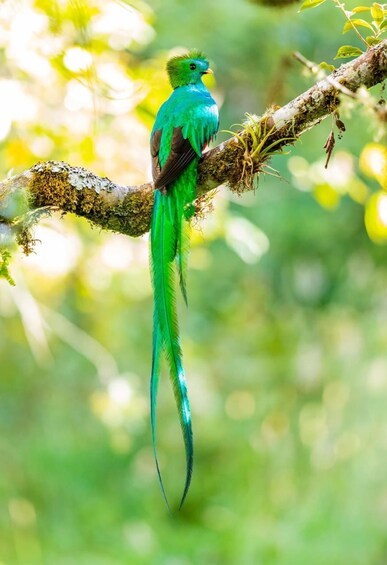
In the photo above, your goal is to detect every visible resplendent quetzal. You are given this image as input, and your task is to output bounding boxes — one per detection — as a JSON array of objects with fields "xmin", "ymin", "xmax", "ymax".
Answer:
[{"xmin": 150, "ymin": 50, "xmax": 219, "ymax": 508}]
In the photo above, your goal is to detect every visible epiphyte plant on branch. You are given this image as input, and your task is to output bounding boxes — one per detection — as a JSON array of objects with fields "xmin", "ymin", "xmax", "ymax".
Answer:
[{"xmin": 149, "ymin": 50, "xmax": 218, "ymax": 510}]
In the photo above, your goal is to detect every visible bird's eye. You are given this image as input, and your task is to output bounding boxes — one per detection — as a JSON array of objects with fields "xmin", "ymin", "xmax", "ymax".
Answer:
[{"xmin": 189, "ymin": 63, "xmax": 197, "ymax": 70}]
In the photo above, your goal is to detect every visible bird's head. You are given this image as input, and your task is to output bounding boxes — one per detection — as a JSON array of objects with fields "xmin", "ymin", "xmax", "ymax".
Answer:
[{"xmin": 166, "ymin": 50, "xmax": 213, "ymax": 89}]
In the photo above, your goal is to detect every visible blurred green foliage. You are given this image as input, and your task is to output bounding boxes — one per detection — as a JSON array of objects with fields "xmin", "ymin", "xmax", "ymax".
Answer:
[{"xmin": 0, "ymin": 0, "xmax": 387, "ymax": 563}]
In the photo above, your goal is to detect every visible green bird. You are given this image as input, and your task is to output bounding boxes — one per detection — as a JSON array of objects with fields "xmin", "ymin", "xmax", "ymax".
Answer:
[{"xmin": 150, "ymin": 50, "xmax": 219, "ymax": 509}]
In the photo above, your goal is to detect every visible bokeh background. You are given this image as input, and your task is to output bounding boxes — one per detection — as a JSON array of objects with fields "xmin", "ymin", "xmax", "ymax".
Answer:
[{"xmin": 0, "ymin": 0, "xmax": 387, "ymax": 563}]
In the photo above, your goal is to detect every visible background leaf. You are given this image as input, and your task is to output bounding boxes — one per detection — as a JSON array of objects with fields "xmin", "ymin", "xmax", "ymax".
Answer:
[
  {"xmin": 299, "ymin": 0, "xmax": 326, "ymax": 11},
  {"xmin": 334, "ymin": 45, "xmax": 364, "ymax": 58},
  {"xmin": 370, "ymin": 2, "xmax": 384, "ymax": 23},
  {"xmin": 352, "ymin": 5, "xmax": 371, "ymax": 12},
  {"xmin": 343, "ymin": 18, "xmax": 374, "ymax": 32}
]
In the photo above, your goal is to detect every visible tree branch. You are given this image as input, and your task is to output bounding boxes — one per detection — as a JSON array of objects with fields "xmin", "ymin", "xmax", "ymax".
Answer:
[{"xmin": 1, "ymin": 41, "xmax": 386, "ymax": 238}]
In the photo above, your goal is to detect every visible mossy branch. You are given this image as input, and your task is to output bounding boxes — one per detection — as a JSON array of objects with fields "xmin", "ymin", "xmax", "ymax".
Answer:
[{"xmin": 0, "ymin": 41, "xmax": 386, "ymax": 241}]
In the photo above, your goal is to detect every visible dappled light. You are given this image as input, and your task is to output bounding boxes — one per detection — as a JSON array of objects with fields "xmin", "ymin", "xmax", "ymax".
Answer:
[{"xmin": 0, "ymin": 0, "xmax": 387, "ymax": 563}]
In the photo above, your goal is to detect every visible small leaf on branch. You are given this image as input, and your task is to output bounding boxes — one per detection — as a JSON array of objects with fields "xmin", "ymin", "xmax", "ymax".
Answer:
[
  {"xmin": 323, "ymin": 130, "xmax": 335, "ymax": 169},
  {"xmin": 299, "ymin": 0, "xmax": 326, "ymax": 11},
  {"xmin": 319, "ymin": 61, "xmax": 336, "ymax": 72},
  {"xmin": 334, "ymin": 45, "xmax": 364, "ymax": 59},
  {"xmin": 379, "ymin": 20, "xmax": 387, "ymax": 30},
  {"xmin": 343, "ymin": 18, "xmax": 374, "ymax": 33},
  {"xmin": 333, "ymin": 110, "xmax": 345, "ymax": 139},
  {"xmin": 336, "ymin": 119, "xmax": 346, "ymax": 132},
  {"xmin": 352, "ymin": 6, "xmax": 371, "ymax": 13},
  {"xmin": 0, "ymin": 250, "xmax": 15, "ymax": 286},
  {"xmin": 366, "ymin": 36, "xmax": 381, "ymax": 45},
  {"xmin": 371, "ymin": 3, "xmax": 384, "ymax": 23}
]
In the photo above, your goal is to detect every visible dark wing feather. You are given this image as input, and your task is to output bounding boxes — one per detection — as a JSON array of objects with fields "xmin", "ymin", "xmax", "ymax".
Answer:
[
  {"xmin": 151, "ymin": 129, "xmax": 162, "ymax": 182},
  {"xmin": 152, "ymin": 127, "xmax": 197, "ymax": 190}
]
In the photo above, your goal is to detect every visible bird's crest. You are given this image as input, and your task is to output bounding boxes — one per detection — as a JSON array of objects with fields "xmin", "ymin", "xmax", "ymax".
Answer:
[
  {"xmin": 166, "ymin": 49, "xmax": 210, "ymax": 89},
  {"xmin": 166, "ymin": 49, "xmax": 208, "ymax": 70}
]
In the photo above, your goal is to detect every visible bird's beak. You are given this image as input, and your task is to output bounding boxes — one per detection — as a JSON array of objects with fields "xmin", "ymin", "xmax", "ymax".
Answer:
[{"xmin": 203, "ymin": 68, "xmax": 213, "ymax": 75}]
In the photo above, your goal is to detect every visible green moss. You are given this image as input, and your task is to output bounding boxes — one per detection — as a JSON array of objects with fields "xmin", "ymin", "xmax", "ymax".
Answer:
[
  {"xmin": 0, "ymin": 249, "xmax": 15, "ymax": 285},
  {"xmin": 30, "ymin": 161, "xmax": 78, "ymax": 211},
  {"xmin": 118, "ymin": 188, "xmax": 154, "ymax": 237}
]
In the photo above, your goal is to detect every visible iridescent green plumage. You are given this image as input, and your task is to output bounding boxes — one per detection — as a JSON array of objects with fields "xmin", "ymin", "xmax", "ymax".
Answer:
[{"xmin": 150, "ymin": 50, "xmax": 219, "ymax": 508}]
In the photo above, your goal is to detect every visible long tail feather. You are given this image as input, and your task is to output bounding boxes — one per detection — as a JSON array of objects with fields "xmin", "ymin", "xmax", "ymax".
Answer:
[
  {"xmin": 176, "ymin": 219, "xmax": 190, "ymax": 306},
  {"xmin": 173, "ymin": 162, "xmax": 197, "ymax": 305},
  {"xmin": 150, "ymin": 311, "xmax": 171, "ymax": 512},
  {"xmin": 150, "ymin": 189, "xmax": 194, "ymax": 508}
]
